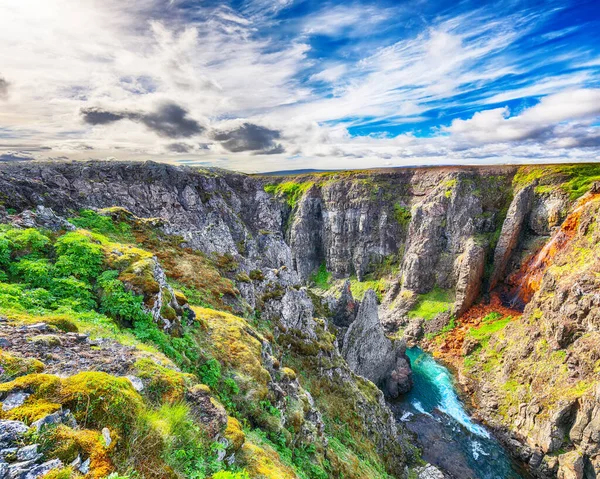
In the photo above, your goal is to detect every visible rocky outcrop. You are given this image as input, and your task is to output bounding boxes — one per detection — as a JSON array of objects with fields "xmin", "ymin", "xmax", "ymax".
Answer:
[
  {"xmin": 489, "ymin": 184, "xmax": 534, "ymax": 290},
  {"xmin": 331, "ymin": 280, "xmax": 358, "ymax": 328},
  {"xmin": 453, "ymin": 238, "xmax": 486, "ymax": 316},
  {"xmin": 342, "ymin": 290, "xmax": 412, "ymax": 397}
]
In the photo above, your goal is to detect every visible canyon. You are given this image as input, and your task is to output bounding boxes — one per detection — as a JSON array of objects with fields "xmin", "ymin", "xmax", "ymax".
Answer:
[{"xmin": 0, "ymin": 160, "xmax": 599, "ymax": 479}]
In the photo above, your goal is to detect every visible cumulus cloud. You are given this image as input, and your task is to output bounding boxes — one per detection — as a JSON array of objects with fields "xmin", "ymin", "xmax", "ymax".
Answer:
[
  {"xmin": 81, "ymin": 103, "xmax": 204, "ymax": 138},
  {"xmin": 213, "ymin": 123, "xmax": 284, "ymax": 154},
  {"xmin": 0, "ymin": 0, "xmax": 598, "ymax": 171},
  {"xmin": 445, "ymin": 89, "xmax": 600, "ymax": 144}
]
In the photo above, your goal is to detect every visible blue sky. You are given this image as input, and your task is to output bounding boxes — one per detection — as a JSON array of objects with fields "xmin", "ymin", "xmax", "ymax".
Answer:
[{"xmin": 0, "ymin": 0, "xmax": 599, "ymax": 171}]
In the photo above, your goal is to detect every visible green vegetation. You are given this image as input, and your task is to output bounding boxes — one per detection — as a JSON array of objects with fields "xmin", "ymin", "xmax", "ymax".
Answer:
[
  {"xmin": 0, "ymin": 206, "xmax": 410, "ymax": 479},
  {"xmin": 407, "ymin": 288, "xmax": 453, "ymax": 321},
  {"xmin": 513, "ymin": 164, "xmax": 600, "ymax": 200},
  {"xmin": 264, "ymin": 181, "xmax": 314, "ymax": 209},
  {"xmin": 69, "ymin": 209, "xmax": 134, "ymax": 242},
  {"xmin": 393, "ymin": 204, "xmax": 411, "ymax": 228},
  {"xmin": 311, "ymin": 262, "xmax": 331, "ymax": 289},
  {"xmin": 349, "ymin": 278, "xmax": 385, "ymax": 301},
  {"xmin": 467, "ymin": 316, "xmax": 512, "ymax": 341}
]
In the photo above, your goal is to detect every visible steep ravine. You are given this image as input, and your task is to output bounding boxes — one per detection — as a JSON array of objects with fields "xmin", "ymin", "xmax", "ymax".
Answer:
[{"xmin": 1, "ymin": 161, "xmax": 600, "ymax": 478}]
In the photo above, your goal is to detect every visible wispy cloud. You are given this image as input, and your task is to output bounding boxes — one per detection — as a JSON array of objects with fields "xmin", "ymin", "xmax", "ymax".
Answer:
[{"xmin": 0, "ymin": 0, "xmax": 598, "ymax": 171}]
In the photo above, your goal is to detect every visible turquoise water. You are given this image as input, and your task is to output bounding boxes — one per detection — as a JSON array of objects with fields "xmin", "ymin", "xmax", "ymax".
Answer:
[{"xmin": 397, "ymin": 347, "xmax": 527, "ymax": 479}]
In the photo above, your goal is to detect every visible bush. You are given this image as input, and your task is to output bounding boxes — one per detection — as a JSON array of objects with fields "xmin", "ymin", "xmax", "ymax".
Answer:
[
  {"xmin": 97, "ymin": 270, "xmax": 150, "ymax": 325},
  {"xmin": 54, "ymin": 232, "xmax": 103, "ymax": 282}
]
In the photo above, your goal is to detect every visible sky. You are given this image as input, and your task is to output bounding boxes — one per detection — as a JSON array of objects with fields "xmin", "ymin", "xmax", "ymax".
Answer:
[{"xmin": 0, "ymin": 0, "xmax": 599, "ymax": 173}]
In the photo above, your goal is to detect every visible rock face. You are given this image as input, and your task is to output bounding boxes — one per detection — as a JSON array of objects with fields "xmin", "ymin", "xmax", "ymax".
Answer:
[
  {"xmin": 453, "ymin": 239, "xmax": 486, "ymax": 316},
  {"xmin": 342, "ymin": 290, "xmax": 412, "ymax": 398},
  {"xmin": 489, "ymin": 184, "xmax": 534, "ymax": 290},
  {"xmin": 331, "ymin": 280, "xmax": 358, "ymax": 328},
  {"xmin": 455, "ymin": 193, "xmax": 600, "ymax": 478}
]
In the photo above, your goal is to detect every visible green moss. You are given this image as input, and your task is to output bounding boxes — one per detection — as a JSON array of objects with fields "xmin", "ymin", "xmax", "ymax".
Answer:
[
  {"xmin": 264, "ymin": 181, "xmax": 314, "ymax": 209},
  {"xmin": 69, "ymin": 209, "xmax": 134, "ymax": 242},
  {"xmin": 407, "ymin": 288, "xmax": 453, "ymax": 321},
  {"xmin": 349, "ymin": 279, "xmax": 385, "ymax": 301},
  {"xmin": 467, "ymin": 317, "xmax": 512, "ymax": 341},
  {"xmin": 134, "ymin": 357, "xmax": 193, "ymax": 404},
  {"xmin": 392, "ymin": 204, "xmax": 411, "ymax": 228},
  {"xmin": 0, "ymin": 351, "xmax": 45, "ymax": 381},
  {"xmin": 513, "ymin": 164, "xmax": 600, "ymax": 200},
  {"xmin": 311, "ymin": 263, "xmax": 331, "ymax": 290}
]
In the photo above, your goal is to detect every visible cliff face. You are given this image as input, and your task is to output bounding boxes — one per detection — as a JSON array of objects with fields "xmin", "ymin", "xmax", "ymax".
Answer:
[{"xmin": 2, "ymin": 160, "xmax": 600, "ymax": 479}]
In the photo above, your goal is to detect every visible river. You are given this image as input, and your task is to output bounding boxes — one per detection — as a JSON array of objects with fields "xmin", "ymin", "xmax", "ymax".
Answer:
[{"xmin": 391, "ymin": 347, "xmax": 529, "ymax": 479}]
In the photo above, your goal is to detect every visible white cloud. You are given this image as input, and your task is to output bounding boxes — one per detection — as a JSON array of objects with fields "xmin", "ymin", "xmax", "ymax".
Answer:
[
  {"xmin": 0, "ymin": 0, "xmax": 598, "ymax": 172},
  {"xmin": 445, "ymin": 88, "xmax": 600, "ymax": 143}
]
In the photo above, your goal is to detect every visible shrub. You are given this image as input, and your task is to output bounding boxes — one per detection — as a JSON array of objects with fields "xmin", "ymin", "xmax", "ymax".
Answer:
[
  {"xmin": 69, "ymin": 209, "xmax": 133, "ymax": 241},
  {"xmin": 50, "ymin": 277, "xmax": 96, "ymax": 311},
  {"xmin": 54, "ymin": 232, "xmax": 103, "ymax": 282},
  {"xmin": 11, "ymin": 258, "xmax": 53, "ymax": 287},
  {"xmin": 97, "ymin": 270, "xmax": 150, "ymax": 325}
]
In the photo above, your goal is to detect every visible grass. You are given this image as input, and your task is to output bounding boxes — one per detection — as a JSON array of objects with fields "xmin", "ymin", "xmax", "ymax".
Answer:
[
  {"xmin": 467, "ymin": 317, "xmax": 512, "ymax": 341},
  {"xmin": 513, "ymin": 164, "xmax": 600, "ymax": 200},
  {"xmin": 407, "ymin": 288, "xmax": 453, "ymax": 321},
  {"xmin": 264, "ymin": 181, "xmax": 314, "ymax": 209},
  {"xmin": 349, "ymin": 278, "xmax": 385, "ymax": 301}
]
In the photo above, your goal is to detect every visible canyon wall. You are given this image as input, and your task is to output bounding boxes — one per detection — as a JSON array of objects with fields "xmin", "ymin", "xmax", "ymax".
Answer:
[{"xmin": 2, "ymin": 160, "xmax": 600, "ymax": 478}]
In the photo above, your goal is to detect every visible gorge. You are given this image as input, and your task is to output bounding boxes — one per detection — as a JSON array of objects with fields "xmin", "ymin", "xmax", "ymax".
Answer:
[{"xmin": 0, "ymin": 160, "xmax": 599, "ymax": 479}]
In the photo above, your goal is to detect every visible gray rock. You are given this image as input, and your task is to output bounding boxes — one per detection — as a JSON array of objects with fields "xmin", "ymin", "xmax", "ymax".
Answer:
[
  {"xmin": 0, "ymin": 422, "xmax": 28, "ymax": 446},
  {"xmin": 23, "ymin": 459, "xmax": 62, "ymax": 479},
  {"xmin": 489, "ymin": 184, "xmax": 534, "ymax": 290},
  {"xmin": 342, "ymin": 290, "xmax": 412, "ymax": 396},
  {"xmin": 453, "ymin": 238, "xmax": 485, "ymax": 316},
  {"xmin": 557, "ymin": 451, "xmax": 584, "ymax": 479},
  {"xmin": 102, "ymin": 427, "xmax": 112, "ymax": 447},
  {"xmin": 15, "ymin": 446, "xmax": 40, "ymax": 463},
  {"xmin": 126, "ymin": 376, "xmax": 144, "ymax": 392},
  {"xmin": 415, "ymin": 464, "xmax": 447, "ymax": 479},
  {"xmin": 0, "ymin": 462, "xmax": 7, "ymax": 479},
  {"xmin": 1, "ymin": 393, "xmax": 29, "ymax": 413},
  {"xmin": 331, "ymin": 280, "xmax": 358, "ymax": 328},
  {"xmin": 31, "ymin": 409, "xmax": 75, "ymax": 432},
  {"xmin": 0, "ymin": 448, "xmax": 17, "ymax": 461},
  {"xmin": 78, "ymin": 457, "xmax": 90, "ymax": 475}
]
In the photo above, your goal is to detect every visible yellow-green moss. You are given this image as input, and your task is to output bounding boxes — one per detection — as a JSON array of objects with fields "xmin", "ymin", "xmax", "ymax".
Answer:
[
  {"xmin": 194, "ymin": 307, "xmax": 271, "ymax": 400},
  {"xmin": 224, "ymin": 416, "xmax": 245, "ymax": 451},
  {"xmin": 133, "ymin": 357, "xmax": 194, "ymax": 404},
  {"xmin": 2, "ymin": 398, "xmax": 61, "ymax": 423},
  {"xmin": 46, "ymin": 425, "xmax": 114, "ymax": 479},
  {"xmin": 0, "ymin": 350, "xmax": 45, "ymax": 381},
  {"xmin": 39, "ymin": 467, "xmax": 76, "ymax": 479},
  {"xmin": 238, "ymin": 435, "xmax": 298, "ymax": 479},
  {"xmin": 60, "ymin": 372, "xmax": 144, "ymax": 436},
  {"xmin": 0, "ymin": 373, "xmax": 61, "ymax": 396}
]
